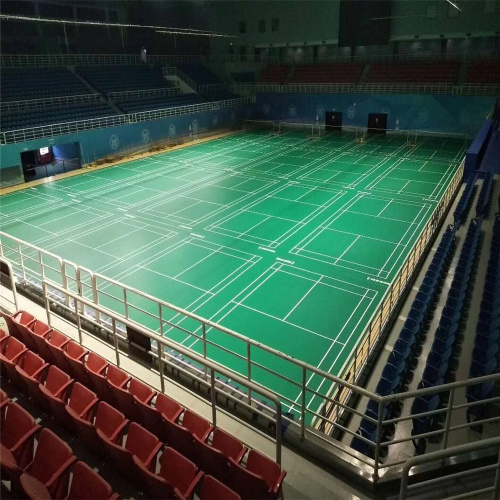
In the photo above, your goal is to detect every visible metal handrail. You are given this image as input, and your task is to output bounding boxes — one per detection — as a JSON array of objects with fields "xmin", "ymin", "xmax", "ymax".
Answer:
[
  {"xmin": 0, "ymin": 93, "xmax": 102, "ymax": 112},
  {"xmin": 1, "ymin": 97, "xmax": 253, "ymax": 145},
  {"xmin": 41, "ymin": 280, "xmax": 283, "ymax": 465},
  {"xmin": 163, "ymin": 67, "xmax": 198, "ymax": 91},
  {"xmin": 399, "ymin": 436, "xmax": 500, "ymax": 500},
  {"xmin": 108, "ymin": 87, "xmax": 179, "ymax": 101}
]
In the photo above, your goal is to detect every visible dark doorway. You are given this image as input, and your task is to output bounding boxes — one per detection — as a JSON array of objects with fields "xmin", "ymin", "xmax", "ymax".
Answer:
[
  {"xmin": 20, "ymin": 142, "xmax": 81, "ymax": 182},
  {"xmin": 325, "ymin": 111, "xmax": 343, "ymax": 131},
  {"xmin": 367, "ymin": 113, "xmax": 387, "ymax": 134}
]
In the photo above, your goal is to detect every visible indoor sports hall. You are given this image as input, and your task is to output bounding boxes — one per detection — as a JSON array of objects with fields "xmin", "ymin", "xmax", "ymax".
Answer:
[{"xmin": 0, "ymin": 1, "xmax": 499, "ymax": 499}]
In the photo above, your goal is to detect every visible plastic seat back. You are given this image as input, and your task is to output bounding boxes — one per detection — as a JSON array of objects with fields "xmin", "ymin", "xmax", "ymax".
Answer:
[
  {"xmin": 165, "ymin": 418, "xmax": 196, "ymax": 461},
  {"xmin": 125, "ymin": 422, "xmax": 160, "ymax": 467},
  {"xmin": 133, "ymin": 456, "xmax": 177, "ymax": 499},
  {"xmin": 200, "ymin": 475, "xmax": 241, "ymax": 500},
  {"xmin": 137, "ymin": 398, "xmax": 168, "ymax": 442},
  {"xmin": 67, "ymin": 382, "xmax": 98, "ymax": 420},
  {"xmin": 129, "ymin": 378, "xmax": 156, "ymax": 422},
  {"xmin": 28, "ymin": 320, "xmax": 52, "ymax": 357},
  {"xmin": 229, "ymin": 457, "xmax": 271, "ymax": 500},
  {"xmin": 86, "ymin": 352, "xmax": 108, "ymax": 375},
  {"xmin": 194, "ymin": 434, "xmax": 230, "ymax": 484},
  {"xmin": 0, "ymin": 337, "xmax": 27, "ymax": 381},
  {"xmin": 211, "ymin": 428, "xmax": 247, "ymax": 462},
  {"xmin": 27, "ymin": 428, "xmax": 75, "ymax": 497},
  {"xmin": 1, "ymin": 402, "xmax": 39, "ymax": 468},
  {"xmin": 156, "ymin": 392, "xmax": 183, "ymax": 422},
  {"xmin": 159, "ymin": 446, "xmax": 201, "ymax": 497},
  {"xmin": 246, "ymin": 449, "xmax": 285, "ymax": 494},
  {"xmin": 95, "ymin": 401, "xmax": 128, "ymax": 442},
  {"xmin": 182, "ymin": 410, "xmax": 213, "ymax": 441},
  {"xmin": 67, "ymin": 461, "xmax": 113, "ymax": 500},
  {"xmin": 15, "ymin": 351, "xmax": 48, "ymax": 391}
]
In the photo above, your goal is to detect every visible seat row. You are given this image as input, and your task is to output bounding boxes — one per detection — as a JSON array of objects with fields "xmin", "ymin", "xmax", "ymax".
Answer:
[
  {"xmin": 466, "ymin": 60, "xmax": 500, "ymax": 84},
  {"xmin": 350, "ymin": 223, "xmax": 457, "ymax": 459},
  {"xmin": 0, "ymin": 311, "xmax": 287, "ymax": 499},
  {"xmin": 454, "ymin": 174, "xmax": 477, "ymax": 227},
  {"xmin": 366, "ymin": 62, "xmax": 459, "ymax": 84},
  {"xmin": 466, "ymin": 213, "xmax": 500, "ymax": 422},
  {"xmin": 411, "ymin": 217, "xmax": 483, "ymax": 454},
  {"xmin": 259, "ymin": 65, "xmax": 291, "ymax": 84},
  {"xmin": 475, "ymin": 172, "xmax": 494, "ymax": 218},
  {"xmin": 0, "ymin": 390, "xmax": 117, "ymax": 499}
]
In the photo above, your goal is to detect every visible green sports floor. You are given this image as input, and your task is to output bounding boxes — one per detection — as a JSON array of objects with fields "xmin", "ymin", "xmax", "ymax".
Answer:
[{"xmin": 0, "ymin": 128, "xmax": 466, "ymax": 420}]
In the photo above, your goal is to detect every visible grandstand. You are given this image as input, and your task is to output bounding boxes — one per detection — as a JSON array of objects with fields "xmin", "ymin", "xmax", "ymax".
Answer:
[{"xmin": 1, "ymin": 1, "xmax": 500, "ymax": 499}]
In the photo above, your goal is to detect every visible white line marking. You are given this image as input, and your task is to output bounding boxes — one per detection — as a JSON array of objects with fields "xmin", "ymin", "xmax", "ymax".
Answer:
[
  {"xmin": 258, "ymin": 246, "xmax": 276, "ymax": 253},
  {"xmin": 190, "ymin": 233, "xmax": 205, "ymax": 239},
  {"xmin": 276, "ymin": 258, "xmax": 294, "ymax": 265},
  {"xmin": 180, "ymin": 225, "xmax": 193, "ymax": 230},
  {"xmin": 124, "ymin": 214, "xmax": 135, "ymax": 218},
  {"xmin": 367, "ymin": 276, "xmax": 391, "ymax": 285}
]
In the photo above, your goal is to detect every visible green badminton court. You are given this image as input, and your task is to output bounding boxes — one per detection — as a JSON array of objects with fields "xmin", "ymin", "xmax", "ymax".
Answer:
[{"xmin": 0, "ymin": 128, "xmax": 466, "ymax": 419}]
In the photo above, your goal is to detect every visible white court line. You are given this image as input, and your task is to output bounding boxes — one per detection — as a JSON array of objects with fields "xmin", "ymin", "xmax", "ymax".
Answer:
[
  {"xmin": 283, "ymin": 277, "xmax": 321, "ymax": 321},
  {"xmin": 397, "ymin": 180, "xmax": 411, "ymax": 194},
  {"xmin": 334, "ymin": 235, "xmax": 360, "ymax": 265},
  {"xmin": 376, "ymin": 199, "xmax": 392, "ymax": 217},
  {"xmin": 258, "ymin": 247, "xmax": 275, "ymax": 253}
]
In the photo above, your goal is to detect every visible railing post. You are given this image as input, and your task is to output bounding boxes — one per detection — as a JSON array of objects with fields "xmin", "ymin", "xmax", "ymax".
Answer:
[
  {"xmin": 247, "ymin": 342, "xmax": 252, "ymax": 405},
  {"xmin": 123, "ymin": 288, "xmax": 129, "ymax": 319},
  {"xmin": 74, "ymin": 295, "xmax": 83, "ymax": 345},
  {"xmin": 493, "ymin": 445, "xmax": 500, "ymax": 500},
  {"xmin": 373, "ymin": 399, "xmax": 384, "ymax": 483},
  {"xmin": 202, "ymin": 323, "xmax": 207, "ymax": 378},
  {"xmin": 442, "ymin": 388, "xmax": 455, "ymax": 451},
  {"xmin": 158, "ymin": 341, "xmax": 166, "ymax": 393},
  {"xmin": 111, "ymin": 318, "xmax": 120, "ymax": 366},
  {"xmin": 210, "ymin": 369, "xmax": 217, "ymax": 428},
  {"xmin": 17, "ymin": 241, "xmax": 26, "ymax": 282},
  {"xmin": 301, "ymin": 367, "xmax": 306, "ymax": 440},
  {"xmin": 275, "ymin": 401, "xmax": 282, "ymax": 466}
]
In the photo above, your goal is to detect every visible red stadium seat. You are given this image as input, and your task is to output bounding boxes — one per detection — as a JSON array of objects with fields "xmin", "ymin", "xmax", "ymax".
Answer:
[
  {"xmin": 45, "ymin": 329, "xmax": 70, "ymax": 370},
  {"xmin": 230, "ymin": 449, "xmax": 287, "ymax": 500},
  {"xmin": 137, "ymin": 392, "xmax": 183, "ymax": 442},
  {"xmin": 211, "ymin": 428, "xmax": 247, "ymax": 462},
  {"xmin": 19, "ymin": 428, "xmax": 76, "ymax": 499},
  {"xmin": 182, "ymin": 409, "xmax": 213, "ymax": 441},
  {"xmin": 133, "ymin": 446, "xmax": 203, "ymax": 500},
  {"xmin": 27, "ymin": 320, "xmax": 52, "ymax": 356},
  {"xmin": 60, "ymin": 382, "xmax": 98, "ymax": 429},
  {"xmin": 200, "ymin": 475, "xmax": 241, "ymax": 500},
  {"xmin": 164, "ymin": 418, "xmax": 197, "ymax": 461},
  {"xmin": 193, "ymin": 434, "xmax": 231, "ymax": 484},
  {"xmin": 0, "ymin": 336, "xmax": 28, "ymax": 381},
  {"xmin": 88, "ymin": 363, "xmax": 130, "ymax": 405},
  {"xmin": 0, "ymin": 388, "xmax": 10, "ymax": 420},
  {"xmin": 38, "ymin": 365, "xmax": 73, "ymax": 410},
  {"xmin": 66, "ymin": 351, "xmax": 107, "ymax": 386},
  {"xmin": 62, "ymin": 341, "xmax": 88, "ymax": 376},
  {"xmin": 100, "ymin": 422, "xmax": 161, "ymax": 480},
  {"xmin": 1, "ymin": 402, "xmax": 40, "ymax": 469},
  {"xmin": 0, "ymin": 328, "xmax": 9, "ymax": 345},
  {"xmin": 10, "ymin": 311, "xmax": 36, "ymax": 340},
  {"xmin": 66, "ymin": 461, "xmax": 114, "ymax": 500},
  {"xmin": 111, "ymin": 376, "xmax": 156, "ymax": 423},
  {"xmin": 15, "ymin": 350, "xmax": 49, "ymax": 392},
  {"xmin": 74, "ymin": 401, "xmax": 129, "ymax": 456}
]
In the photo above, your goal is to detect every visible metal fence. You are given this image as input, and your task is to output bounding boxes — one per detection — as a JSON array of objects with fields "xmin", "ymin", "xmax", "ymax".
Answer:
[
  {"xmin": 163, "ymin": 67, "xmax": 198, "ymax": 91},
  {"xmin": 399, "ymin": 436, "xmax": 500, "ymax": 500},
  {"xmin": 2, "ymin": 159, "xmax": 499, "ymax": 483},
  {"xmin": 1, "ymin": 50, "xmax": 499, "ymax": 68},
  {"xmin": 0, "ymin": 96, "xmax": 254, "ymax": 145},
  {"xmin": 231, "ymin": 82, "xmax": 500, "ymax": 97},
  {"xmin": 198, "ymin": 83, "xmax": 230, "ymax": 93},
  {"xmin": 108, "ymin": 87, "xmax": 179, "ymax": 101},
  {"xmin": 0, "ymin": 93, "xmax": 103, "ymax": 113},
  {"xmin": 39, "ymin": 280, "xmax": 283, "ymax": 466}
]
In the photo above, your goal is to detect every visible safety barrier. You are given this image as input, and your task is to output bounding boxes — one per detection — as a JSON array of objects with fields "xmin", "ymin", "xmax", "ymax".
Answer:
[
  {"xmin": 40, "ymin": 280, "xmax": 283, "ymax": 465},
  {"xmin": 0, "ymin": 96, "xmax": 254, "ymax": 145},
  {"xmin": 108, "ymin": 87, "xmax": 179, "ymax": 101},
  {"xmin": 0, "ymin": 93, "xmax": 103, "ymax": 113},
  {"xmin": 163, "ymin": 67, "xmax": 198, "ymax": 91},
  {"xmin": 399, "ymin": 437, "xmax": 500, "ymax": 499}
]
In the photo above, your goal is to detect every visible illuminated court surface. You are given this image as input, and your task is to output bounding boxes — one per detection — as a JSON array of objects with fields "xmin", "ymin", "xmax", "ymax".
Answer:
[{"xmin": 0, "ymin": 128, "xmax": 466, "ymax": 419}]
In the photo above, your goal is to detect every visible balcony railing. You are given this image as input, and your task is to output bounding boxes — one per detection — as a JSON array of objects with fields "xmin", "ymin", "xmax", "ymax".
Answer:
[{"xmin": 0, "ymin": 93, "xmax": 103, "ymax": 113}]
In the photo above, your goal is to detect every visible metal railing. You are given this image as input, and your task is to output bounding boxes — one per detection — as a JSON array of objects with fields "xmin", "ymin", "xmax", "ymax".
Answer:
[
  {"xmin": 399, "ymin": 437, "xmax": 500, "ymax": 500},
  {"xmin": 198, "ymin": 83, "xmax": 230, "ymax": 93},
  {"xmin": 1, "ymin": 50, "xmax": 499, "ymax": 69},
  {"xmin": 0, "ymin": 93, "xmax": 103, "ymax": 113},
  {"xmin": 0, "ymin": 96, "xmax": 254, "ymax": 145},
  {"xmin": 3, "ymin": 158, "xmax": 500, "ymax": 482},
  {"xmin": 163, "ymin": 67, "xmax": 198, "ymax": 91},
  {"xmin": 232, "ymin": 81, "xmax": 500, "ymax": 97},
  {"xmin": 40, "ymin": 280, "xmax": 283, "ymax": 465},
  {"xmin": 108, "ymin": 87, "xmax": 179, "ymax": 101}
]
